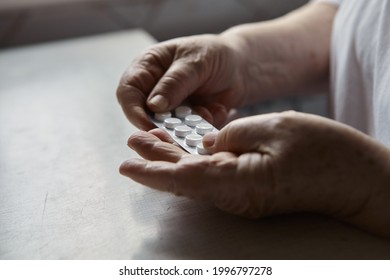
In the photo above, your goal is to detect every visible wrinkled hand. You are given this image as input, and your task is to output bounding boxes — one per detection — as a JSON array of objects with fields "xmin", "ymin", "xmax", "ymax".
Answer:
[
  {"xmin": 116, "ymin": 34, "xmax": 246, "ymax": 130},
  {"xmin": 120, "ymin": 111, "xmax": 390, "ymax": 236}
]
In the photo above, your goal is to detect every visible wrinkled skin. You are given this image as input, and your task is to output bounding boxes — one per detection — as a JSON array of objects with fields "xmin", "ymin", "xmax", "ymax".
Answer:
[
  {"xmin": 117, "ymin": 2, "xmax": 390, "ymax": 237},
  {"xmin": 116, "ymin": 34, "xmax": 247, "ymax": 130},
  {"xmin": 120, "ymin": 112, "xmax": 390, "ymax": 237}
]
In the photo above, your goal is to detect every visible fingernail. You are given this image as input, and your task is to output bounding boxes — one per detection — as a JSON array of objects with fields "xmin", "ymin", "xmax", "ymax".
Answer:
[
  {"xmin": 148, "ymin": 95, "xmax": 168, "ymax": 111},
  {"xmin": 202, "ymin": 132, "xmax": 217, "ymax": 148}
]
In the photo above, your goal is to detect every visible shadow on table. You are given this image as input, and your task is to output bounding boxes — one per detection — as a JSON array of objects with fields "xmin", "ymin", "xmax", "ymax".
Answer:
[{"xmin": 130, "ymin": 195, "xmax": 390, "ymax": 260}]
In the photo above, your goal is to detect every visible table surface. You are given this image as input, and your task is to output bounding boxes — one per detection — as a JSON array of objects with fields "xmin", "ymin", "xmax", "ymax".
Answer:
[{"xmin": 0, "ymin": 30, "xmax": 390, "ymax": 260}]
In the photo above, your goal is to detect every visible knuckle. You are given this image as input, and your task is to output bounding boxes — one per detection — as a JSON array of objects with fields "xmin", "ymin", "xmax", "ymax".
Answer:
[
  {"xmin": 267, "ymin": 110, "xmax": 299, "ymax": 131},
  {"xmin": 180, "ymin": 52, "xmax": 206, "ymax": 73},
  {"xmin": 138, "ymin": 45, "xmax": 172, "ymax": 70},
  {"xmin": 158, "ymin": 73, "xmax": 188, "ymax": 94},
  {"xmin": 148, "ymin": 140, "xmax": 167, "ymax": 155},
  {"xmin": 238, "ymin": 154, "xmax": 273, "ymax": 218}
]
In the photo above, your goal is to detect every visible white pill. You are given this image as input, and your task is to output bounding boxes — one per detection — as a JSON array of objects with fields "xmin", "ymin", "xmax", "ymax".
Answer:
[
  {"xmin": 196, "ymin": 123, "xmax": 213, "ymax": 135},
  {"xmin": 175, "ymin": 106, "xmax": 192, "ymax": 119},
  {"xmin": 185, "ymin": 134, "xmax": 203, "ymax": 147},
  {"xmin": 196, "ymin": 143, "xmax": 209, "ymax": 155},
  {"xmin": 185, "ymin": 114, "xmax": 202, "ymax": 127},
  {"xmin": 174, "ymin": 125, "xmax": 192, "ymax": 138},
  {"xmin": 154, "ymin": 112, "xmax": 171, "ymax": 122},
  {"xmin": 164, "ymin": 117, "xmax": 181, "ymax": 129}
]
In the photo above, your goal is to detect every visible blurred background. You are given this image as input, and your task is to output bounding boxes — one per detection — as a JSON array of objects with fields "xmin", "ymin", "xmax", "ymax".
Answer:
[
  {"xmin": 1, "ymin": 0, "xmax": 310, "ymax": 47},
  {"xmin": 0, "ymin": 0, "xmax": 327, "ymax": 115}
]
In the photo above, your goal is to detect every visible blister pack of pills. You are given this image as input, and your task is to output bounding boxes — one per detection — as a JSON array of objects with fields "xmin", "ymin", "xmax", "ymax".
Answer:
[{"xmin": 150, "ymin": 106, "xmax": 218, "ymax": 155}]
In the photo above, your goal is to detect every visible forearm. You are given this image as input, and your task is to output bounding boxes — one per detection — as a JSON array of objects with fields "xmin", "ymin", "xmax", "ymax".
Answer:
[
  {"xmin": 303, "ymin": 117, "xmax": 390, "ymax": 237},
  {"xmin": 338, "ymin": 134, "xmax": 390, "ymax": 238},
  {"xmin": 299, "ymin": 117, "xmax": 390, "ymax": 238},
  {"xmin": 220, "ymin": 2, "xmax": 337, "ymax": 104}
]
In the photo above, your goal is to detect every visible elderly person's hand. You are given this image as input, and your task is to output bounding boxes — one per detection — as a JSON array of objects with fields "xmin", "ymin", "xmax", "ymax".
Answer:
[
  {"xmin": 116, "ymin": 3, "xmax": 337, "ymax": 130},
  {"xmin": 120, "ymin": 111, "xmax": 390, "ymax": 237},
  {"xmin": 116, "ymin": 34, "xmax": 247, "ymax": 130}
]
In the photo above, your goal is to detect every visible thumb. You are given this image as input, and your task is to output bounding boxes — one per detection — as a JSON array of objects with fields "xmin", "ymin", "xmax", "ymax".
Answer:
[
  {"xmin": 202, "ymin": 117, "xmax": 261, "ymax": 154},
  {"xmin": 203, "ymin": 114, "xmax": 281, "ymax": 154},
  {"xmin": 147, "ymin": 59, "xmax": 202, "ymax": 112}
]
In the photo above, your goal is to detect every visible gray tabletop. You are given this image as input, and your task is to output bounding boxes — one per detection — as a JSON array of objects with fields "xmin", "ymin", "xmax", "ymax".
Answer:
[{"xmin": 0, "ymin": 30, "xmax": 389, "ymax": 260}]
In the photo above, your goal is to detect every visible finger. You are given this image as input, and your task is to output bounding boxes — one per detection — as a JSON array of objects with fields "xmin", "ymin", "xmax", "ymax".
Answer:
[
  {"xmin": 147, "ymin": 59, "xmax": 202, "ymax": 112},
  {"xmin": 120, "ymin": 152, "xmax": 238, "ymax": 201},
  {"xmin": 116, "ymin": 45, "xmax": 174, "ymax": 130},
  {"xmin": 120, "ymin": 158, "xmax": 177, "ymax": 193},
  {"xmin": 226, "ymin": 108, "xmax": 241, "ymax": 123},
  {"xmin": 206, "ymin": 103, "xmax": 228, "ymax": 128},
  {"xmin": 202, "ymin": 131, "xmax": 218, "ymax": 152},
  {"xmin": 203, "ymin": 113, "xmax": 281, "ymax": 154},
  {"xmin": 116, "ymin": 85, "xmax": 155, "ymax": 130},
  {"xmin": 148, "ymin": 128, "xmax": 175, "ymax": 143},
  {"xmin": 148, "ymin": 128, "xmax": 183, "ymax": 150},
  {"xmin": 191, "ymin": 103, "xmax": 228, "ymax": 127},
  {"xmin": 191, "ymin": 105, "xmax": 213, "ymax": 124},
  {"xmin": 128, "ymin": 131, "xmax": 186, "ymax": 162}
]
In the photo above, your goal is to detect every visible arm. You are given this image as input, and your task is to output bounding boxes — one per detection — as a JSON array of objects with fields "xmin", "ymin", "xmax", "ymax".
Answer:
[
  {"xmin": 116, "ymin": 2, "xmax": 338, "ymax": 130},
  {"xmin": 120, "ymin": 112, "xmax": 390, "ymax": 238},
  {"xmin": 221, "ymin": 2, "xmax": 337, "ymax": 103}
]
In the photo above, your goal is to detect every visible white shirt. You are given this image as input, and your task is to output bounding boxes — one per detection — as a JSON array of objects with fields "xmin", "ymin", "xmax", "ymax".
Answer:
[{"xmin": 316, "ymin": 0, "xmax": 390, "ymax": 147}]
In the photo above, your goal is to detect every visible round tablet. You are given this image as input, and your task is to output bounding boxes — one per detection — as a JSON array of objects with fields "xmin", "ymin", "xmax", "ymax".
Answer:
[
  {"xmin": 195, "ymin": 123, "xmax": 213, "ymax": 135},
  {"xmin": 185, "ymin": 134, "xmax": 203, "ymax": 147},
  {"xmin": 196, "ymin": 143, "xmax": 209, "ymax": 155},
  {"xmin": 174, "ymin": 125, "xmax": 192, "ymax": 138},
  {"xmin": 154, "ymin": 112, "xmax": 171, "ymax": 122},
  {"xmin": 164, "ymin": 117, "xmax": 181, "ymax": 129},
  {"xmin": 185, "ymin": 114, "xmax": 202, "ymax": 127},
  {"xmin": 175, "ymin": 106, "xmax": 192, "ymax": 119}
]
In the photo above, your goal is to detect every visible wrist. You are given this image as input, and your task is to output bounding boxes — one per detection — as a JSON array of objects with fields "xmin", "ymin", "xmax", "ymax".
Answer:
[
  {"xmin": 300, "ymin": 123, "xmax": 390, "ymax": 237},
  {"xmin": 220, "ymin": 22, "xmax": 301, "ymax": 104},
  {"xmin": 219, "ymin": 28, "xmax": 252, "ymax": 107}
]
